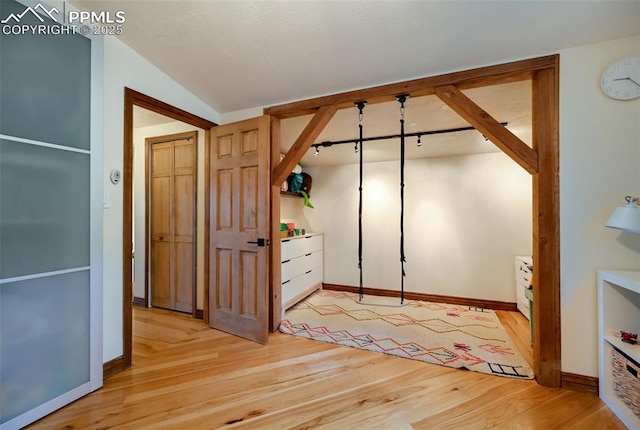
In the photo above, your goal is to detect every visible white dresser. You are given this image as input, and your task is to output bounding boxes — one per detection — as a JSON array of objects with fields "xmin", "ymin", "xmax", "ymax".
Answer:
[
  {"xmin": 515, "ymin": 256, "xmax": 534, "ymax": 344},
  {"xmin": 281, "ymin": 233, "xmax": 323, "ymax": 312},
  {"xmin": 515, "ymin": 256, "xmax": 533, "ymax": 319}
]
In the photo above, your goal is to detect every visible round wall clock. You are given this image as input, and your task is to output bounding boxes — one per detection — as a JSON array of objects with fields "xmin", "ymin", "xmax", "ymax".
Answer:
[{"xmin": 601, "ymin": 56, "xmax": 640, "ymax": 100}]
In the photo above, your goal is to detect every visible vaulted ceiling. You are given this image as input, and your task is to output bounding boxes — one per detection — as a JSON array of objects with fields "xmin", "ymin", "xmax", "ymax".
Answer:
[
  {"xmin": 85, "ymin": 1, "xmax": 639, "ymax": 165},
  {"xmin": 75, "ymin": 0, "xmax": 638, "ymax": 114}
]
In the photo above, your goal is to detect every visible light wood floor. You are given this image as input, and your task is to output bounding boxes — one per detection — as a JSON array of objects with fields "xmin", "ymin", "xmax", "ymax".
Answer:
[
  {"xmin": 496, "ymin": 309, "xmax": 534, "ymax": 370},
  {"xmin": 28, "ymin": 307, "xmax": 623, "ymax": 429}
]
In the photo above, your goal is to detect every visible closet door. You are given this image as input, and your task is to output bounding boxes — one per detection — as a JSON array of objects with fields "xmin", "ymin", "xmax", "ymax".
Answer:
[
  {"xmin": 0, "ymin": 1, "xmax": 102, "ymax": 428},
  {"xmin": 150, "ymin": 142, "xmax": 174, "ymax": 309},
  {"xmin": 149, "ymin": 135, "xmax": 195, "ymax": 313}
]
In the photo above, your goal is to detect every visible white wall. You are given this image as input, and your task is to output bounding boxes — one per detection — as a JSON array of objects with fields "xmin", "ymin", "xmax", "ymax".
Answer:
[
  {"xmin": 102, "ymin": 36, "xmax": 219, "ymax": 362},
  {"xmin": 280, "ymin": 195, "xmax": 312, "ymax": 232},
  {"xmin": 303, "ymin": 152, "xmax": 532, "ymax": 302},
  {"xmin": 133, "ymin": 122, "xmax": 206, "ymax": 312},
  {"xmin": 559, "ymin": 35, "xmax": 640, "ymax": 376}
]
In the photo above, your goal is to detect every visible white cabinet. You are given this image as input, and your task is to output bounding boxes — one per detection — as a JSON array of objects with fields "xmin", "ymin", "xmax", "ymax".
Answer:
[
  {"xmin": 598, "ymin": 270, "xmax": 640, "ymax": 429},
  {"xmin": 515, "ymin": 256, "xmax": 533, "ymax": 319},
  {"xmin": 281, "ymin": 234, "xmax": 323, "ymax": 312}
]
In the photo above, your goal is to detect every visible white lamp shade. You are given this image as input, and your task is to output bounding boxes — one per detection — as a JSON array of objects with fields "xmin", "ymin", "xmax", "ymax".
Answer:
[{"xmin": 606, "ymin": 202, "xmax": 640, "ymax": 233}]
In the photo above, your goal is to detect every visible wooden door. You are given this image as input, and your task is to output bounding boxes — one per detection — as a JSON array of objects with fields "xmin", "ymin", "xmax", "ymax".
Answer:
[
  {"xmin": 209, "ymin": 116, "xmax": 270, "ymax": 344},
  {"xmin": 149, "ymin": 133, "xmax": 196, "ymax": 313}
]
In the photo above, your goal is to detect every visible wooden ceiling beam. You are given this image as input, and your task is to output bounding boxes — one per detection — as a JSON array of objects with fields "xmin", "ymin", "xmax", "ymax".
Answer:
[
  {"xmin": 264, "ymin": 55, "xmax": 556, "ymax": 119},
  {"xmin": 435, "ymin": 84, "xmax": 538, "ymax": 174},
  {"xmin": 271, "ymin": 105, "xmax": 337, "ymax": 186}
]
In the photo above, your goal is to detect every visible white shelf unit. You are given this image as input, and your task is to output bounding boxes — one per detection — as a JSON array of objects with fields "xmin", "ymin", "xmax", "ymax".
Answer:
[
  {"xmin": 598, "ymin": 270, "xmax": 640, "ymax": 429},
  {"xmin": 281, "ymin": 233, "xmax": 323, "ymax": 313}
]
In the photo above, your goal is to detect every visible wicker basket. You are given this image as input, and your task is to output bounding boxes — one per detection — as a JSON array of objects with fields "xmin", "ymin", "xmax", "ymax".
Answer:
[{"xmin": 612, "ymin": 346, "xmax": 640, "ymax": 417}]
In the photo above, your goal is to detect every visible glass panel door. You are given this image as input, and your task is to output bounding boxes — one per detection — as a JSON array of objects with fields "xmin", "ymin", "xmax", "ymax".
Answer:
[{"xmin": 0, "ymin": 1, "xmax": 102, "ymax": 428}]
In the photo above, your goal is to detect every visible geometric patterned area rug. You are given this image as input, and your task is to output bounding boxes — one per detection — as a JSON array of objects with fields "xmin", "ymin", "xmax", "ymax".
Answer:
[{"xmin": 280, "ymin": 290, "xmax": 533, "ymax": 379}]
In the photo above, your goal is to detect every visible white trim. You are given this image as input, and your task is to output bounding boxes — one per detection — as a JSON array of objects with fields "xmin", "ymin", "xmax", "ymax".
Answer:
[
  {"xmin": 89, "ymin": 32, "xmax": 104, "ymax": 391},
  {"xmin": 0, "ymin": 266, "xmax": 91, "ymax": 284},
  {"xmin": 0, "ymin": 382, "xmax": 92, "ymax": 430},
  {"xmin": 0, "ymin": 134, "xmax": 91, "ymax": 155}
]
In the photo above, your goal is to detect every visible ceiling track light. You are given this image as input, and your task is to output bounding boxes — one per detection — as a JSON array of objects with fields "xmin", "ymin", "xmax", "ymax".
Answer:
[
  {"xmin": 354, "ymin": 143, "xmax": 359, "ymax": 154},
  {"xmin": 417, "ymin": 135, "xmax": 422, "ymax": 147},
  {"xmin": 311, "ymin": 122, "xmax": 507, "ymax": 149},
  {"xmin": 314, "ymin": 147, "xmax": 320, "ymax": 156}
]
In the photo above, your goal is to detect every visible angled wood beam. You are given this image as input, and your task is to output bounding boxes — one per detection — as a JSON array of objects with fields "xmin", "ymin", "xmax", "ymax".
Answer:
[
  {"xmin": 264, "ymin": 55, "xmax": 557, "ymax": 119},
  {"xmin": 271, "ymin": 105, "xmax": 337, "ymax": 186},
  {"xmin": 435, "ymin": 85, "xmax": 538, "ymax": 174}
]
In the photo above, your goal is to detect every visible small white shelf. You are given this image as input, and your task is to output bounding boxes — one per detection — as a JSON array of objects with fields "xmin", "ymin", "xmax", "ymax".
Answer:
[
  {"xmin": 604, "ymin": 333, "xmax": 640, "ymax": 365},
  {"xmin": 598, "ymin": 270, "xmax": 640, "ymax": 429}
]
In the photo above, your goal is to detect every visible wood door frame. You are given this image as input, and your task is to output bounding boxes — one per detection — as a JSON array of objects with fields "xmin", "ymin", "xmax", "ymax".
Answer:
[
  {"xmin": 265, "ymin": 55, "xmax": 561, "ymax": 387},
  {"xmin": 145, "ymin": 131, "xmax": 198, "ymax": 314},
  {"xmin": 123, "ymin": 88, "xmax": 216, "ymax": 369}
]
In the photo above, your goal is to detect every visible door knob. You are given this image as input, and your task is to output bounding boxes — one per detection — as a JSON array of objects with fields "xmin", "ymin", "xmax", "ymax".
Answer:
[{"xmin": 247, "ymin": 238, "xmax": 269, "ymax": 247}]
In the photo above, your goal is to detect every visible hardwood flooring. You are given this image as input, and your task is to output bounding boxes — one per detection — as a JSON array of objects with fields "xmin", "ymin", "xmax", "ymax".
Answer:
[
  {"xmin": 28, "ymin": 307, "xmax": 623, "ymax": 429},
  {"xmin": 496, "ymin": 309, "xmax": 534, "ymax": 369}
]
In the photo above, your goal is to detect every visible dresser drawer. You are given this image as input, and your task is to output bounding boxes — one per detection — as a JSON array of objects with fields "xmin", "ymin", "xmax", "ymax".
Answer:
[
  {"xmin": 281, "ymin": 250, "xmax": 323, "ymax": 282},
  {"xmin": 517, "ymin": 273, "xmax": 532, "ymax": 288},
  {"xmin": 282, "ymin": 266, "xmax": 323, "ymax": 307},
  {"xmin": 281, "ymin": 235, "xmax": 323, "ymax": 262}
]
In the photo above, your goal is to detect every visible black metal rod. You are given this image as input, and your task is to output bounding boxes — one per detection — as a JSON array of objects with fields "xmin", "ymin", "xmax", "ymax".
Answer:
[
  {"xmin": 312, "ymin": 123, "xmax": 508, "ymax": 149},
  {"xmin": 356, "ymin": 101, "xmax": 366, "ymax": 302},
  {"xmin": 358, "ymin": 122, "xmax": 363, "ymax": 301},
  {"xmin": 397, "ymin": 96, "xmax": 407, "ymax": 305}
]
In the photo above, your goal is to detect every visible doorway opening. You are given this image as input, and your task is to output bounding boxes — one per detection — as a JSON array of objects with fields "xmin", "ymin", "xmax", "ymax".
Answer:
[{"xmin": 121, "ymin": 88, "xmax": 216, "ymax": 371}]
